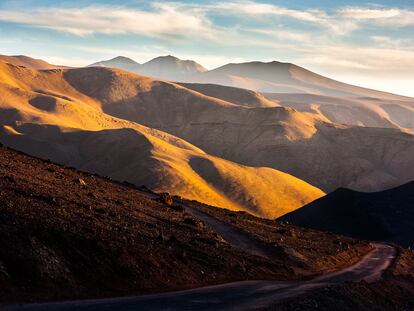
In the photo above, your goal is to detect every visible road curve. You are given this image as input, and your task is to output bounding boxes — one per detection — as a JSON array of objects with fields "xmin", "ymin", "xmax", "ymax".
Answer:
[
  {"xmin": 2, "ymin": 243, "xmax": 396, "ymax": 311},
  {"xmin": 185, "ymin": 207, "xmax": 278, "ymax": 259}
]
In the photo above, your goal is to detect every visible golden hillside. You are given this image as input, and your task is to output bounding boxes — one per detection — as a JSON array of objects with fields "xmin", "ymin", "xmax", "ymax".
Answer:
[
  {"xmin": 60, "ymin": 64, "xmax": 414, "ymax": 192},
  {"xmin": 0, "ymin": 61, "xmax": 324, "ymax": 218}
]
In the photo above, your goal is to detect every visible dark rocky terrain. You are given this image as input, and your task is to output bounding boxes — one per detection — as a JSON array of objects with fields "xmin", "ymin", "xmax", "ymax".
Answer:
[
  {"xmin": 0, "ymin": 144, "xmax": 371, "ymax": 304},
  {"xmin": 280, "ymin": 183, "xmax": 414, "ymax": 247}
]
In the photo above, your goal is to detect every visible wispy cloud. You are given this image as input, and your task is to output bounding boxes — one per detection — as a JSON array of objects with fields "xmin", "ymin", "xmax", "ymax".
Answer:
[
  {"xmin": 338, "ymin": 7, "xmax": 414, "ymax": 26},
  {"xmin": 371, "ymin": 36, "xmax": 413, "ymax": 48},
  {"xmin": 338, "ymin": 8, "xmax": 401, "ymax": 19},
  {"xmin": 0, "ymin": 3, "xmax": 215, "ymax": 39},
  {"xmin": 0, "ymin": 1, "xmax": 413, "ymax": 38},
  {"xmin": 297, "ymin": 45, "xmax": 414, "ymax": 77},
  {"xmin": 210, "ymin": 1, "xmax": 358, "ymax": 35}
]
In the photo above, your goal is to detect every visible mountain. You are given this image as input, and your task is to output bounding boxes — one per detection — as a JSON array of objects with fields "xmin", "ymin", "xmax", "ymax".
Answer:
[
  {"xmin": 1, "ymin": 56, "xmax": 414, "ymax": 204},
  {"xmin": 89, "ymin": 55, "xmax": 206, "ymax": 81},
  {"xmin": 0, "ymin": 60, "xmax": 324, "ymax": 218},
  {"xmin": 0, "ymin": 55, "xmax": 65, "ymax": 69},
  {"xmin": 139, "ymin": 55, "xmax": 207, "ymax": 81},
  {"xmin": 279, "ymin": 182, "xmax": 414, "ymax": 247},
  {"xmin": 88, "ymin": 56, "xmax": 414, "ymax": 132},
  {"xmin": 88, "ymin": 56, "xmax": 412, "ymax": 100},
  {"xmin": 265, "ymin": 93, "xmax": 414, "ymax": 133},
  {"xmin": 72, "ymin": 65, "xmax": 414, "ymax": 192},
  {"xmin": 89, "ymin": 56, "xmax": 140, "ymax": 72},
  {"xmin": 198, "ymin": 61, "xmax": 412, "ymax": 100}
]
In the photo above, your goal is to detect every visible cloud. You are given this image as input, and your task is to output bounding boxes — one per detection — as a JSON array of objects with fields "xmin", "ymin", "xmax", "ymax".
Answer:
[
  {"xmin": 212, "ymin": 2, "xmax": 325, "ymax": 23},
  {"xmin": 338, "ymin": 7, "xmax": 414, "ymax": 27},
  {"xmin": 296, "ymin": 45, "xmax": 414, "ymax": 78},
  {"xmin": 1, "ymin": 1, "xmax": 412, "ymax": 40},
  {"xmin": 249, "ymin": 28, "xmax": 312, "ymax": 43},
  {"xmin": 211, "ymin": 2, "xmax": 414, "ymax": 33},
  {"xmin": 338, "ymin": 8, "xmax": 400, "ymax": 19},
  {"xmin": 0, "ymin": 3, "xmax": 215, "ymax": 39},
  {"xmin": 371, "ymin": 36, "xmax": 413, "ymax": 48},
  {"xmin": 210, "ymin": 1, "xmax": 358, "ymax": 35}
]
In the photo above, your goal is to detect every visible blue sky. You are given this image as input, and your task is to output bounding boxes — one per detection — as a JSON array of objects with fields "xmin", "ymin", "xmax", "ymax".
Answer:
[{"xmin": 0, "ymin": 0, "xmax": 413, "ymax": 96}]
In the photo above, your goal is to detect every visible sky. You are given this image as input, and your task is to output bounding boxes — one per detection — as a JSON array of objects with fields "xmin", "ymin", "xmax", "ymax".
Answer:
[{"xmin": 0, "ymin": 0, "xmax": 413, "ymax": 96}]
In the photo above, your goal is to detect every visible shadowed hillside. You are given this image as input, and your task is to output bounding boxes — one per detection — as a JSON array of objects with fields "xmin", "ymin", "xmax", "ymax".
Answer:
[{"xmin": 279, "ymin": 182, "xmax": 414, "ymax": 247}]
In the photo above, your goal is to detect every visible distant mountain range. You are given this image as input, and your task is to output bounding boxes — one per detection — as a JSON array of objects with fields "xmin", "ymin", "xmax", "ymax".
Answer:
[
  {"xmin": 1, "ymin": 54, "xmax": 414, "ymax": 217},
  {"xmin": 279, "ymin": 181, "xmax": 414, "ymax": 247},
  {"xmin": 89, "ymin": 55, "xmax": 412, "ymax": 100},
  {"xmin": 90, "ymin": 55, "xmax": 207, "ymax": 81},
  {"xmin": 89, "ymin": 55, "xmax": 414, "ymax": 133}
]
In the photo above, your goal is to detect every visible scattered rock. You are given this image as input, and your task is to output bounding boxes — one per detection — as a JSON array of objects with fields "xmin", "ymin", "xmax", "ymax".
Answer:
[
  {"xmin": 158, "ymin": 193, "xmax": 173, "ymax": 206},
  {"xmin": 94, "ymin": 207, "xmax": 106, "ymax": 214},
  {"xmin": 276, "ymin": 228, "xmax": 288, "ymax": 235},
  {"xmin": 183, "ymin": 217, "xmax": 204, "ymax": 228},
  {"xmin": 170, "ymin": 204, "xmax": 184, "ymax": 212},
  {"xmin": 156, "ymin": 233, "xmax": 177, "ymax": 244},
  {"xmin": 138, "ymin": 185, "xmax": 153, "ymax": 193},
  {"xmin": 87, "ymin": 192, "xmax": 96, "ymax": 198},
  {"xmin": 0, "ymin": 260, "xmax": 9, "ymax": 281},
  {"xmin": 2, "ymin": 175, "xmax": 15, "ymax": 183},
  {"xmin": 167, "ymin": 235, "xmax": 178, "ymax": 244},
  {"xmin": 183, "ymin": 217, "xmax": 198, "ymax": 226}
]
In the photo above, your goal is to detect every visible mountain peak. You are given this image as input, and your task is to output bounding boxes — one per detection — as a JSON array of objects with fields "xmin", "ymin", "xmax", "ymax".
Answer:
[
  {"xmin": 140, "ymin": 55, "xmax": 207, "ymax": 80},
  {"xmin": 159, "ymin": 55, "xmax": 179, "ymax": 60},
  {"xmin": 110, "ymin": 56, "xmax": 139, "ymax": 64},
  {"xmin": 88, "ymin": 56, "xmax": 140, "ymax": 71}
]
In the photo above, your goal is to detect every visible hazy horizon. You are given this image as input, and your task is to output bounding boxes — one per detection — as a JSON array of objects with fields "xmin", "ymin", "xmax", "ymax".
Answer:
[{"xmin": 0, "ymin": 0, "xmax": 413, "ymax": 96}]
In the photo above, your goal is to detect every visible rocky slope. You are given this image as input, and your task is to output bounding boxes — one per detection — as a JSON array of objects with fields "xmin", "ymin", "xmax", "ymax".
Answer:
[{"xmin": 0, "ymin": 145, "xmax": 370, "ymax": 303}]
